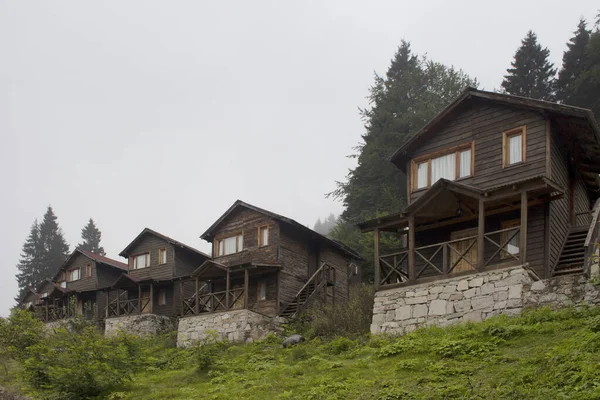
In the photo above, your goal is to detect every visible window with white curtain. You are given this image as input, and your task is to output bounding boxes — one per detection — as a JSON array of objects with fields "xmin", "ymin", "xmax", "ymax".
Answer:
[
  {"xmin": 412, "ymin": 143, "xmax": 473, "ymax": 191},
  {"xmin": 503, "ymin": 126, "xmax": 526, "ymax": 166},
  {"xmin": 259, "ymin": 226, "xmax": 269, "ymax": 247},
  {"xmin": 217, "ymin": 234, "xmax": 243, "ymax": 256},
  {"xmin": 133, "ymin": 253, "xmax": 150, "ymax": 269}
]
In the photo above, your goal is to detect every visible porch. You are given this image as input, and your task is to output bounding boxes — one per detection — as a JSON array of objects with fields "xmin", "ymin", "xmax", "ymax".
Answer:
[
  {"xmin": 179, "ymin": 261, "xmax": 281, "ymax": 317},
  {"xmin": 105, "ymin": 274, "xmax": 153, "ymax": 318},
  {"xmin": 36, "ymin": 289, "xmax": 75, "ymax": 323},
  {"xmin": 360, "ymin": 178, "xmax": 567, "ymax": 290}
]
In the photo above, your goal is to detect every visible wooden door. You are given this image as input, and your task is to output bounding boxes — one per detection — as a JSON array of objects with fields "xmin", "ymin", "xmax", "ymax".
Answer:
[
  {"xmin": 141, "ymin": 288, "xmax": 151, "ymax": 313},
  {"xmin": 450, "ymin": 228, "xmax": 478, "ymax": 273}
]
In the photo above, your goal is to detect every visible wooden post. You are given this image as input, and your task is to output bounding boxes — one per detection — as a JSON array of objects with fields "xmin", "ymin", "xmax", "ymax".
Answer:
[
  {"xmin": 276, "ymin": 270, "xmax": 281, "ymax": 315},
  {"xmin": 225, "ymin": 270, "xmax": 230, "ymax": 309},
  {"xmin": 180, "ymin": 280, "xmax": 184, "ymax": 316},
  {"xmin": 45, "ymin": 300, "xmax": 48, "ymax": 322},
  {"xmin": 116, "ymin": 289, "xmax": 120, "ymax": 316},
  {"xmin": 244, "ymin": 268, "xmax": 249, "ymax": 309},
  {"xmin": 105, "ymin": 290, "xmax": 109, "ymax": 318},
  {"xmin": 478, "ymin": 198, "xmax": 485, "ymax": 270},
  {"xmin": 138, "ymin": 284, "xmax": 142, "ymax": 314},
  {"xmin": 520, "ymin": 191, "xmax": 528, "ymax": 263},
  {"xmin": 442, "ymin": 244, "xmax": 448, "ymax": 274},
  {"xmin": 149, "ymin": 283, "xmax": 154, "ymax": 314},
  {"xmin": 194, "ymin": 277, "xmax": 199, "ymax": 314},
  {"xmin": 408, "ymin": 216, "xmax": 416, "ymax": 281},
  {"xmin": 209, "ymin": 281, "xmax": 213, "ymax": 312},
  {"xmin": 374, "ymin": 228, "xmax": 381, "ymax": 290}
]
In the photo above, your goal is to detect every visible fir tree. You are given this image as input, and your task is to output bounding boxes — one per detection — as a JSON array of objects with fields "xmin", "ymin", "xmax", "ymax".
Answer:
[
  {"xmin": 557, "ymin": 19, "xmax": 591, "ymax": 104},
  {"xmin": 38, "ymin": 206, "xmax": 70, "ymax": 280},
  {"xmin": 569, "ymin": 22, "xmax": 600, "ymax": 119},
  {"xmin": 78, "ymin": 218, "xmax": 105, "ymax": 255},
  {"xmin": 14, "ymin": 220, "xmax": 45, "ymax": 301},
  {"xmin": 501, "ymin": 31, "xmax": 557, "ymax": 101}
]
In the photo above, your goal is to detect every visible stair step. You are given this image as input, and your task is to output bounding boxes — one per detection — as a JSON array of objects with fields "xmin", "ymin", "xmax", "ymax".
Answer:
[{"xmin": 554, "ymin": 267, "xmax": 584, "ymax": 276}]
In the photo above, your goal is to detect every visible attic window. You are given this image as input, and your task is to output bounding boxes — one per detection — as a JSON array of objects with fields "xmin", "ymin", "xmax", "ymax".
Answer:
[
  {"xmin": 411, "ymin": 142, "xmax": 474, "ymax": 191},
  {"xmin": 216, "ymin": 234, "xmax": 243, "ymax": 256},
  {"xmin": 85, "ymin": 264, "xmax": 92, "ymax": 277},
  {"xmin": 503, "ymin": 126, "xmax": 526, "ymax": 167},
  {"xmin": 258, "ymin": 226, "xmax": 269, "ymax": 247},
  {"xmin": 67, "ymin": 268, "xmax": 81, "ymax": 282},
  {"xmin": 133, "ymin": 253, "xmax": 150, "ymax": 269}
]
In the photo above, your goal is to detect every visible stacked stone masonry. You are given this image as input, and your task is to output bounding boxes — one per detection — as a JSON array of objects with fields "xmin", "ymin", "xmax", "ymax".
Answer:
[
  {"xmin": 371, "ymin": 265, "xmax": 600, "ymax": 335},
  {"xmin": 104, "ymin": 314, "xmax": 175, "ymax": 337},
  {"xmin": 177, "ymin": 309, "xmax": 282, "ymax": 347}
]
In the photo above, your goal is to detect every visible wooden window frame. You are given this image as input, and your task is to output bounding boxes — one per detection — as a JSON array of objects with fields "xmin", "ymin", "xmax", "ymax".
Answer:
[
  {"xmin": 501, "ymin": 219, "xmax": 521, "ymax": 259},
  {"xmin": 85, "ymin": 263, "xmax": 92, "ymax": 278},
  {"xmin": 158, "ymin": 289, "xmax": 167, "ymax": 306},
  {"xmin": 257, "ymin": 280, "xmax": 267, "ymax": 301},
  {"xmin": 132, "ymin": 253, "xmax": 150, "ymax": 270},
  {"xmin": 67, "ymin": 267, "xmax": 81, "ymax": 282},
  {"xmin": 502, "ymin": 126, "xmax": 527, "ymax": 168},
  {"xmin": 410, "ymin": 142, "xmax": 474, "ymax": 192},
  {"xmin": 215, "ymin": 232, "xmax": 244, "ymax": 257},
  {"xmin": 158, "ymin": 248, "xmax": 167, "ymax": 265},
  {"xmin": 258, "ymin": 225, "xmax": 269, "ymax": 247}
]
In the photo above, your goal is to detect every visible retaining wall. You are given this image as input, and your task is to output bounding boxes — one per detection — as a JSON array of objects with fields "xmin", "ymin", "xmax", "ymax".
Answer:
[{"xmin": 104, "ymin": 314, "xmax": 175, "ymax": 337}]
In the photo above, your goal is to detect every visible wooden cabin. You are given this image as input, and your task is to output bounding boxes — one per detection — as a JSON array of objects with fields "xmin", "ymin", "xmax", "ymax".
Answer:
[
  {"xmin": 106, "ymin": 228, "xmax": 211, "ymax": 319},
  {"xmin": 358, "ymin": 88, "xmax": 600, "ymax": 290},
  {"xmin": 19, "ymin": 288, "xmax": 40, "ymax": 311},
  {"xmin": 179, "ymin": 200, "xmax": 361, "ymax": 318},
  {"xmin": 33, "ymin": 249, "xmax": 127, "ymax": 322}
]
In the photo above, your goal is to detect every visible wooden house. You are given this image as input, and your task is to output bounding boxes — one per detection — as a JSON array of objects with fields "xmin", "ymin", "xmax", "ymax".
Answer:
[
  {"xmin": 358, "ymin": 88, "xmax": 600, "ymax": 290},
  {"xmin": 106, "ymin": 228, "xmax": 211, "ymax": 319},
  {"xmin": 33, "ymin": 249, "xmax": 128, "ymax": 322},
  {"xmin": 179, "ymin": 200, "xmax": 361, "ymax": 318}
]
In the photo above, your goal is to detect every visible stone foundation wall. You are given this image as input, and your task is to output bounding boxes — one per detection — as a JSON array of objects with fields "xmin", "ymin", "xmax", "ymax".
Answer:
[
  {"xmin": 371, "ymin": 265, "xmax": 600, "ymax": 335},
  {"xmin": 45, "ymin": 319, "xmax": 72, "ymax": 331},
  {"xmin": 177, "ymin": 309, "xmax": 282, "ymax": 347},
  {"xmin": 105, "ymin": 314, "xmax": 175, "ymax": 337}
]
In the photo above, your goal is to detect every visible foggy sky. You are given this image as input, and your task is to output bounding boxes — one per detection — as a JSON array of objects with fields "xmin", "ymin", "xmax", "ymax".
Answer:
[{"xmin": 1, "ymin": 1, "xmax": 598, "ymax": 316}]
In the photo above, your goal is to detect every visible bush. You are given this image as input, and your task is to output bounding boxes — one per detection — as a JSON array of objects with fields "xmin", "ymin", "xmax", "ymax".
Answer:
[
  {"xmin": 193, "ymin": 331, "xmax": 230, "ymax": 372},
  {"xmin": 286, "ymin": 284, "xmax": 374, "ymax": 338}
]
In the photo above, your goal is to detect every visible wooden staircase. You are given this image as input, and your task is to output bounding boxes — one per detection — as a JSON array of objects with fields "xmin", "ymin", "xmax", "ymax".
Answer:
[
  {"xmin": 553, "ymin": 226, "xmax": 589, "ymax": 276},
  {"xmin": 279, "ymin": 263, "xmax": 335, "ymax": 318}
]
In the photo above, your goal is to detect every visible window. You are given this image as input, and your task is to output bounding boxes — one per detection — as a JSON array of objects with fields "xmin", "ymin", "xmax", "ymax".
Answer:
[
  {"xmin": 411, "ymin": 143, "xmax": 473, "ymax": 191},
  {"xmin": 158, "ymin": 248, "xmax": 167, "ymax": 265},
  {"xmin": 133, "ymin": 253, "xmax": 150, "ymax": 269},
  {"xmin": 41, "ymin": 292, "xmax": 48, "ymax": 298},
  {"xmin": 68, "ymin": 268, "xmax": 80, "ymax": 282},
  {"xmin": 216, "ymin": 234, "xmax": 243, "ymax": 256},
  {"xmin": 59, "ymin": 281, "xmax": 67, "ymax": 289},
  {"xmin": 25, "ymin": 301, "xmax": 32, "ymax": 309},
  {"xmin": 158, "ymin": 289, "xmax": 167, "ymax": 306},
  {"xmin": 257, "ymin": 280, "xmax": 267, "ymax": 301},
  {"xmin": 85, "ymin": 264, "xmax": 92, "ymax": 277},
  {"xmin": 503, "ymin": 126, "xmax": 526, "ymax": 167},
  {"xmin": 258, "ymin": 226, "xmax": 269, "ymax": 247},
  {"xmin": 501, "ymin": 220, "xmax": 521, "ymax": 258}
]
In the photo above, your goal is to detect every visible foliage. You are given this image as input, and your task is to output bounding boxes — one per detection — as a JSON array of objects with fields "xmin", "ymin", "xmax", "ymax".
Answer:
[
  {"xmin": 557, "ymin": 19, "xmax": 591, "ymax": 104},
  {"xmin": 313, "ymin": 213, "xmax": 338, "ymax": 237},
  {"xmin": 78, "ymin": 218, "xmax": 105, "ymax": 256},
  {"xmin": 192, "ymin": 331, "xmax": 230, "ymax": 372},
  {"xmin": 15, "ymin": 206, "xmax": 70, "ymax": 302},
  {"xmin": 285, "ymin": 284, "xmax": 375, "ymax": 338},
  {"xmin": 501, "ymin": 30, "xmax": 557, "ymax": 100}
]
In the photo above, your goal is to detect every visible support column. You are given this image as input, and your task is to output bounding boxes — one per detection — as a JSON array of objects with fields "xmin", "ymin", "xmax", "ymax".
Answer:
[
  {"xmin": 138, "ymin": 284, "xmax": 142, "ymax": 313},
  {"xmin": 149, "ymin": 283, "xmax": 154, "ymax": 314},
  {"xmin": 374, "ymin": 228, "xmax": 381, "ymax": 290},
  {"xmin": 225, "ymin": 270, "xmax": 230, "ymax": 309},
  {"xmin": 276, "ymin": 270, "xmax": 281, "ymax": 315},
  {"xmin": 105, "ymin": 291, "xmax": 109, "ymax": 318},
  {"xmin": 408, "ymin": 216, "xmax": 416, "ymax": 281},
  {"xmin": 244, "ymin": 269, "xmax": 249, "ymax": 309},
  {"xmin": 478, "ymin": 198, "xmax": 485, "ymax": 270},
  {"xmin": 520, "ymin": 191, "xmax": 528, "ymax": 263},
  {"xmin": 194, "ymin": 277, "xmax": 199, "ymax": 314},
  {"xmin": 116, "ymin": 289, "xmax": 120, "ymax": 317}
]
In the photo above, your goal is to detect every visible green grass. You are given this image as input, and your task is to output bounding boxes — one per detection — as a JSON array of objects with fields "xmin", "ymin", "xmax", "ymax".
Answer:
[{"xmin": 107, "ymin": 307, "xmax": 600, "ymax": 399}]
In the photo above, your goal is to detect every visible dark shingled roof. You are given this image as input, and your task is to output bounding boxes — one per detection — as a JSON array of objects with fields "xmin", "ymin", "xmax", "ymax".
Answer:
[{"xmin": 119, "ymin": 228, "xmax": 210, "ymax": 259}]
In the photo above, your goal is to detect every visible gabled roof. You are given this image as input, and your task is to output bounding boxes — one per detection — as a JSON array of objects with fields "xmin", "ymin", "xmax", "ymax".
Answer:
[
  {"xmin": 403, "ymin": 179, "xmax": 482, "ymax": 215},
  {"xmin": 68, "ymin": 249, "xmax": 128, "ymax": 271},
  {"xmin": 110, "ymin": 273, "xmax": 143, "ymax": 289},
  {"xmin": 200, "ymin": 200, "xmax": 361, "ymax": 259},
  {"xmin": 18, "ymin": 287, "xmax": 39, "ymax": 305},
  {"xmin": 390, "ymin": 87, "xmax": 600, "ymax": 170},
  {"xmin": 119, "ymin": 228, "xmax": 210, "ymax": 259}
]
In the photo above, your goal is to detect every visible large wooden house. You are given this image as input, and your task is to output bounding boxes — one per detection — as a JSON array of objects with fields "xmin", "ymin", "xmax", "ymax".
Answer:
[
  {"xmin": 106, "ymin": 228, "xmax": 211, "ymax": 319},
  {"xmin": 33, "ymin": 249, "xmax": 128, "ymax": 322},
  {"xmin": 359, "ymin": 88, "xmax": 600, "ymax": 290},
  {"xmin": 179, "ymin": 200, "xmax": 361, "ymax": 318}
]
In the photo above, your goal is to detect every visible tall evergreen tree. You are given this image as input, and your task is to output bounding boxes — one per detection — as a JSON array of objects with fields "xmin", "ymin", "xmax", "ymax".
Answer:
[
  {"xmin": 38, "ymin": 206, "xmax": 70, "ymax": 280},
  {"xmin": 14, "ymin": 220, "xmax": 45, "ymax": 301},
  {"xmin": 501, "ymin": 31, "xmax": 557, "ymax": 101},
  {"xmin": 569, "ymin": 21, "xmax": 600, "ymax": 119},
  {"xmin": 557, "ymin": 19, "xmax": 591, "ymax": 104},
  {"xmin": 78, "ymin": 218, "xmax": 105, "ymax": 255}
]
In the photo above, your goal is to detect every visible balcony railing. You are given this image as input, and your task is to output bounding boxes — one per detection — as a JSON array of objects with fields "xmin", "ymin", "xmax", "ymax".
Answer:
[
  {"xmin": 378, "ymin": 226, "xmax": 521, "ymax": 287},
  {"xmin": 107, "ymin": 297, "xmax": 151, "ymax": 317},
  {"xmin": 182, "ymin": 288, "xmax": 245, "ymax": 316}
]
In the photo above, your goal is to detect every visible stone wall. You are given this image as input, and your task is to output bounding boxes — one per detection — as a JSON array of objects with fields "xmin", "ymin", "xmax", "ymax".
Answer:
[
  {"xmin": 177, "ymin": 309, "xmax": 282, "ymax": 347},
  {"xmin": 371, "ymin": 265, "xmax": 600, "ymax": 335},
  {"xmin": 104, "ymin": 314, "xmax": 175, "ymax": 337}
]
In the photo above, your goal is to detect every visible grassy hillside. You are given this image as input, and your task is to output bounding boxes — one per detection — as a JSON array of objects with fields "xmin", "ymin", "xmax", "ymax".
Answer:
[{"xmin": 110, "ymin": 307, "xmax": 600, "ymax": 400}]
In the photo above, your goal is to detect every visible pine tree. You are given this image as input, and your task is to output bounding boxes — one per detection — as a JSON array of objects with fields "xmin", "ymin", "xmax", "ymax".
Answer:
[
  {"xmin": 78, "ymin": 218, "xmax": 105, "ymax": 255},
  {"xmin": 14, "ymin": 220, "xmax": 45, "ymax": 301},
  {"xmin": 569, "ymin": 21, "xmax": 600, "ymax": 119},
  {"xmin": 557, "ymin": 19, "xmax": 591, "ymax": 104},
  {"xmin": 38, "ymin": 206, "xmax": 70, "ymax": 280},
  {"xmin": 501, "ymin": 31, "xmax": 557, "ymax": 101}
]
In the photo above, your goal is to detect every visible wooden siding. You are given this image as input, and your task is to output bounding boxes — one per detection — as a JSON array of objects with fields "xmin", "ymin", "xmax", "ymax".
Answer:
[
  {"xmin": 574, "ymin": 172, "xmax": 592, "ymax": 226},
  {"xmin": 319, "ymin": 247, "xmax": 352, "ymax": 303},
  {"xmin": 96, "ymin": 265, "xmax": 125, "ymax": 289},
  {"xmin": 278, "ymin": 225, "xmax": 309, "ymax": 304},
  {"xmin": 211, "ymin": 208, "xmax": 280, "ymax": 266},
  {"xmin": 174, "ymin": 247, "xmax": 207, "ymax": 278},
  {"xmin": 549, "ymin": 128, "xmax": 570, "ymax": 272},
  {"xmin": 126, "ymin": 234, "xmax": 176, "ymax": 281},
  {"xmin": 64, "ymin": 253, "xmax": 97, "ymax": 292},
  {"xmin": 410, "ymin": 103, "xmax": 547, "ymax": 203}
]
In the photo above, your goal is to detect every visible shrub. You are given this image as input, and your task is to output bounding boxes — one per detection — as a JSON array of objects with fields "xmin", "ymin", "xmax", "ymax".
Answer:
[
  {"xmin": 434, "ymin": 338, "xmax": 499, "ymax": 359},
  {"xmin": 193, "ymin": 331, "xmax": 230, "ymax": 372},
  {"xmin": 286, "ymin": 284, "xmax": 374, "ymax": 338},
  {"xmin": 378, "ymin": 336, "xmax": 416, "ymax": 358},
  {"xmin": 325, "ymin": 336, "xmax": 358, "ymax": 355}
]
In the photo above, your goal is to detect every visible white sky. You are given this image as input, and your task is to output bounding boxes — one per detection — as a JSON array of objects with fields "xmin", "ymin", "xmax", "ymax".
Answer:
[{"xmin": 1, "ymin": 1, "xmax": 598, "ymax": 316}]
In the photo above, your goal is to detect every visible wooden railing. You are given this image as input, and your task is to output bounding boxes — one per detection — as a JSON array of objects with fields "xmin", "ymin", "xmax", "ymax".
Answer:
[
  {"xmin": 107, "ymin": 296, "xmax": 150, "ymax": 317},
  {"xmin": 378, "ymin": 227, "xmax": 521, "ymax": 286},
  {"xmin": 584, "ymin": 200, "xmax": 600, "ymax": 277},
  {"xmin": 182, "ymin": 288, "xmax": 245, "ymax": 315},
  {"xmin": 279, "ymin": 262, "xmax": 336, "ymax": 317},
  {"xmin": 38, "ymin": 303, "xmax": 75, "ymax": 322}
]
